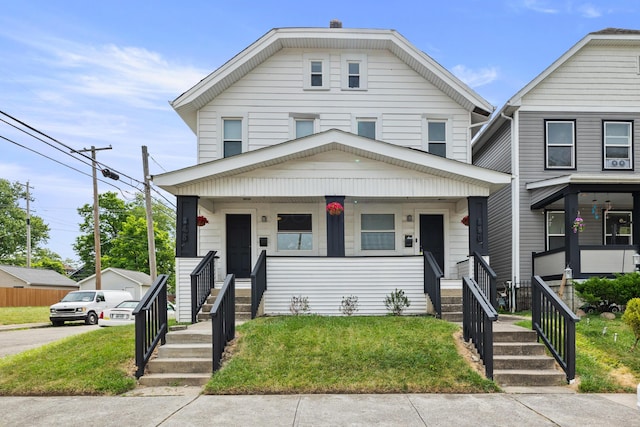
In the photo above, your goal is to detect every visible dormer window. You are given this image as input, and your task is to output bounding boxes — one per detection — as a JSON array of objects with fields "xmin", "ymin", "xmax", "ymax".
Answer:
[
  {"xmin": 303, "ymin": 53, "xmax": 329, "ymax": 90},
  {"xmin": 603, "ymin": 121, "xmax": 632, "ymax": 170},
  {"xmin": 341, "ymin": 54, "xmax": 367, "ymax": 90}
]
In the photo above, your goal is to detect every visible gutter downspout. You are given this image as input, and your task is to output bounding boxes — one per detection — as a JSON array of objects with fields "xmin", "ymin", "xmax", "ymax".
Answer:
[{"xmin": 501, "ymin": 110, "xmax": 519, "ymax": 313}]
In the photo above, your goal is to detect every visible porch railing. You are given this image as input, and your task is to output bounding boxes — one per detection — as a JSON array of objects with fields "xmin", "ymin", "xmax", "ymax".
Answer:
[
  {"xmin": 133, "ymin": 274, "xmax": 169, "ymax": 379},
  {"xmin": 462, "ymin": 276, "xmax": 498, "ymax": 380},
  {"xmin": 190, "ymin": 250, "xmax": 217, "ymax": 324},
  {"xmin": 211, "ymin": 274, "xmax": 236, "ymax": 372},
  {"xmin": 423, "ymin": 251, "xmax": 443, "ymax": 318},
  {"xmin": 250, "ymin": 250, "xmax": 267, "ymax": 319},
  {"xmin": 473, "ymin": 251, "xmax": 497, "ymax": 310},
  {"xmin": 532, "ymin": 275, "xmax": 580, "ymax": 383}
]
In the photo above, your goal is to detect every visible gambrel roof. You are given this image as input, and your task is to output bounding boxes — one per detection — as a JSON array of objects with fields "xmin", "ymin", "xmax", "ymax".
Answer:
[
  {"xmin": 171, "ymin": 27, "xmax": 494, "ymax": 133},
  {"xmin": 153, "ymin": 129, "xmax": 510, "ymax": 196}
]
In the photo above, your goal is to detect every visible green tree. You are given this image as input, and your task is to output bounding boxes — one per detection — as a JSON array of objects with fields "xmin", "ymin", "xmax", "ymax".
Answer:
[
  {"xmin": 0, "ymin": 178, "xmax": 50, "ymax": 264},
  {"xmin": 31, "ymin": 248, "xmax": 66, "ymax": 274}
]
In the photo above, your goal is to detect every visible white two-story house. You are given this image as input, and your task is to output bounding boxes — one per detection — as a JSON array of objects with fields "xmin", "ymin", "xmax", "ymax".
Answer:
[{"xmin": 153, "ymin": 23, "xmax": 510, "ymax": 321}]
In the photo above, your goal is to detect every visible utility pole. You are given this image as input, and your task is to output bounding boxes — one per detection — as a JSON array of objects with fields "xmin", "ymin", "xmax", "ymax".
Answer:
[
  {"xmin": 142, "ymin": 146, "xmax": 157, "ymax": 280},
  {"xmin": 23, "ymin": 181, "xmax": 32, "ymax": 268},
  {"xmin": 73, "ymin": 145, "xmax": 114, "ymax": 290}
]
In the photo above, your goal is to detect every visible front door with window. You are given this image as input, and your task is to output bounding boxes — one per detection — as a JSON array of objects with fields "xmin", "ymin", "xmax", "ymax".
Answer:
[
  {"xmin": 420, "ymin": 214, "xmax": 445, "ymax": 272},
  {"xmin": 226, "ymin": 214, "xmax": 252, "ymax": 278}
]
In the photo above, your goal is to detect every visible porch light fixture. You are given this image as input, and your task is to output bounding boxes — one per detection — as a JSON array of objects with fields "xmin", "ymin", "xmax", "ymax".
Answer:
[
  {"xmin": 634, "ymin": 252, "xmax": 640, "ymax": 272},
  {"xmin": 564, "ymin": 266, "xmax": 572, "ymax": 280},
  {"xmin": 261, "ymin": 215, "xmax": 268, "ymax": 223},
  {"xmin": 407, "ymin": 215, "xmax": 413, "ymax": 222}
]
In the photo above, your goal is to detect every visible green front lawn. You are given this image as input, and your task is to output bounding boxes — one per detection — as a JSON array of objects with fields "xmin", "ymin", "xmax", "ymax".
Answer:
[{"xmin": 0, "ymin": 306, "xmax": 50, "ymax": 325}]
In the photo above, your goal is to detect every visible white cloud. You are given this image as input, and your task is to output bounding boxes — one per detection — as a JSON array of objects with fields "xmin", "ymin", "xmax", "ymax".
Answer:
[
  {"xmin": 451, "ymin": 65, "xmax": 499, "ymax": 88},
  {"xmin": 521, "ymin": 0, "xmax": 559, "ymax": 14},
  {"xmin": 578, "ymin": 4, "xmax": 603, "ymax": 18}
]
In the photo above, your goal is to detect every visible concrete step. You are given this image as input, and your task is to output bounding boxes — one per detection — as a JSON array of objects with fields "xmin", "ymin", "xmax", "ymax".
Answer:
[
  {"xmin": 441, "ymin": 312, "xmax": 463, "ymax": 322},
  {"xmin": 166, "ymin": 330, "xmax": 212, "ymax": 345},
  {"xmin": 493, "ymin": 369, "xmax": 566, "ymax": 386},
  {"xmin": 137, "ymin": 373, "xmax": 211, "ymax": 387},
  {"xmin": 493, "ymin": 329, "xmax": 538, "ymax": 343},
  {"xmin": 441, "ymin": 303, "xmax": 462, "ymax": 312},
  {"xmin": 158, "ymin": 343, "xmax": 212, "ymax": 358},
  {"xmin": 493, "ymin": 342, "xmax": 546, "ymax": 356},
  {"xmin": 441, "ymin": 296, "xmax": 462, "ymax": 305},
  {"xmin": 147, "ymin": 358, "xmax": 212, "ymax": 374},
  {"xmin": 493, "ymin": 355, "xmax": 557, "ymax": 370}
]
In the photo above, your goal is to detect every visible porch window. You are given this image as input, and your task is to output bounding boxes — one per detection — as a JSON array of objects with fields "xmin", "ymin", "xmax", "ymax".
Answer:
[
  {"xmin": 605, "ymin": 211, "xmax": 632, "ymax": 245},
  {"xmin": 361, "ymin": 214, "xmax": 395, "ymax": 250},
  {"xmin": 603, "ymin": 121, "xmax": 632, "ymax": 170},
  {"xmin": 357, "ymin": 119, "xmax": 376, "ymax": 139},
  {"xmin": 223, "ymin": 119, "xmax": 242, "ymax": 158},
  {"xmin": 427, "ymin": 121, "xmax": 447, "ymax": 157},
  {"xmin": 546, "ymin": 211, "xmax": 565, "ymax": 250},
  {"xmin": 545, "ymin": 120, "xmax": 575, "ymax": 169},
  {"xmin": 277, "ymin": 214, "xmax": 312, "ymax": 250}
]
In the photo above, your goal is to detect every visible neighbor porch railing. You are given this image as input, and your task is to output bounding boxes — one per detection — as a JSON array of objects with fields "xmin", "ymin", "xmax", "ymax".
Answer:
[
  {"xmin": 473, "ymin": 251, "xmax": 497, "ymax": 310},
  {"xmin": 532, "ymin": 275, "xmax": 580, "ymax": 383},
  {"xmin": 190, "ymin": 250, "xmax": 217, "ymax": 324},
  {"xmin": 533, "ymin": 245, "xmax": 638, "ymax": 280},
  {"xmin": 250, "ymin": 250, "xmax": 267, "ymax": 319},
  {"xmin": 462, "ymin": 276, "xmax": 498, "ymax": 380},
  {"xmin": 133, "ymin": 274, "xmax": 169, "ymax": 379},
  {"xmin": 423, "ymin": 251, "xmax": 443, "ymax": 318},
  {"xmin": 211, "ymin": 274, "xmax": 236, "ymax": 372}
]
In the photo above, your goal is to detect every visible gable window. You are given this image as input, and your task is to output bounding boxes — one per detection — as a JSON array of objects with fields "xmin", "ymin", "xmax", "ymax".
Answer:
[
  {"xmin": 361, "ymin": 214, "xmax": 395, "ymax": 250},
  {"xmin": 427, "ymin": 121, "xmax": 447, "ymax": 157},
  {"xmin": 605, "ymin": 211, "xmax": 632, "ymax": 245},
  {"xmin": 341, "ymin": 54, "xmax": 367, "ymax": 90},
  {"xmin": 545, "ymin": 120, "xmax": 575, "ymax": 169},
  {"xmin": 603, "ymin": 121, "xmax": 632, "ymax": 170},
  {"xmin": 223, "ymin": 119, "xmax": 242, "ymax": 158},
  {"xmin": 277, "ymin": 214, "xmax": 312, "ymax": 251},
  {"xmin": 295, "ymin": 119, "xmax": 314, "ymax": 138},
  {"xmin": 303, "ymin": 54, "xmax": 329, "ymax": 90},
  {"xmin": 546, "ymin": 211, "xmax": 565, "ymax": 250},
  {"xmin": 357, "ymin": 119, "xmax": 376, "ymax": 139}
]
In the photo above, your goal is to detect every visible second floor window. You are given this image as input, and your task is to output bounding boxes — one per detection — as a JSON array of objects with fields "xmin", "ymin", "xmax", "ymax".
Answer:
[
  {"xmin": 545, "ymin": 120, "xmax": 575, "ymax": 169},
  {"xmin": 427, "ymin": 121, "xmax": 447, "ymax": 157},
  {"xmin": 223, "ymin": 119, "xmax": 242, "ymax": 158},
  {"xmin": 357, "ymin": 119, "xmax": 376, "ymax": 139},
  {"xmin": 347, "ymin": 62, "xmax": 360, "ymax": 88},
  {"xmin": 295, "ymin": 119, "xmax": 314, "ymax": 138},
  {"xmin": 310, "ymin": 61, "xmax": 323, "ymax": 87},
  {"xmin": 603, "ymin": 121, "xmax": 632, "ymax": 170}
]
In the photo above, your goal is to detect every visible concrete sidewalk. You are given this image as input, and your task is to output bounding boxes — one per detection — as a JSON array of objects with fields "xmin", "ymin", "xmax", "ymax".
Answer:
[{"xmin": 1, "ymin": 390, "xmax": 638, "ymax": 426}]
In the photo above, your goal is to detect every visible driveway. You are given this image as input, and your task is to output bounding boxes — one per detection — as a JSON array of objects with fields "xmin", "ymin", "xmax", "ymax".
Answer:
[{"xmin": 0, "ymin": 324, "xmax": 99, "ymax": 358}]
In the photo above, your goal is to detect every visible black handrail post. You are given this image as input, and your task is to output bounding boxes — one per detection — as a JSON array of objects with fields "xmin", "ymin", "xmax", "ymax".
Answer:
[
  {"xmin": 250, "ymin": 250, "xmax": 267, "ymax": 319},
  {"xmin": 210, "ymin": 274, "xmax": 236, "ymax": 373},
  {"xmin": 190, "ymin": 251, "xmax": 218, "ymax": 324},
  {"xmin": 473, "ymin": 251, "xmax": 497, "ymax": 310},
  {"xmin": 423, "ymin": 251, "xmax": 443, "ymax": 318},
  {"xmin": 462, "ymin": 276, "xmax": 498, "ymax": 380}
]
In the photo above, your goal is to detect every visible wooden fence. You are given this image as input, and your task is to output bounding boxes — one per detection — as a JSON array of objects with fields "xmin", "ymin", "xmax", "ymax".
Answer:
[{"xmin": 0, "ymin": 288, "xmax": 72, "ymax": 307}]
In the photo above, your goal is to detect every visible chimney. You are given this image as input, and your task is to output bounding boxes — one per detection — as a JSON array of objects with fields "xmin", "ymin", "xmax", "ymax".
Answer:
[{"xmin": 329, "ymin": 19, "xmax": 342, "ymax": 28}]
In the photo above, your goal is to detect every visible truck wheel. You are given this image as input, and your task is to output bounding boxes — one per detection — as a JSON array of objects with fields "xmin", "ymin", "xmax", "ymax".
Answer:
[
  {"xmin": 52, "ymin": 320, "xmax": 64, "ymax": 327},
  {"xmin": 86, "ymin": 312, "xmax": 98, "ymax": 325}
]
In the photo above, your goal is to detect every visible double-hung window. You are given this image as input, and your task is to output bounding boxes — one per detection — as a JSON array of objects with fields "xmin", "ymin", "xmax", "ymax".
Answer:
[
  {"xmin": 303, "ymin": 54, "xmax": 329, "ymax": 90},
  {"xmin": 603, "ymin": 121, "xmax": 632, "ymax": 170},
  {"xmin": 223, "ymin": 119, "xmax": 242, "ymax": 158},
  {"xmin": 277, "ymin": 214, "xmax": 313, "ymax": 251},
  {"xmin": 545, "ymin": 120, "xmax": 575, "ymax": 169},
  {"xmin": 546, "ymin": 211, "xmax": 565, "ymax": 250},
  {"xmin": 341, "ymin": 54, "xmax": 367, "ymax": 90},
  {"xmin": 361, "ymin": 214, "xmax": 395, "ymax": 250},
  {"xmin": 427, "ymin": 121, "xmax": 447, "ymax": 157}
]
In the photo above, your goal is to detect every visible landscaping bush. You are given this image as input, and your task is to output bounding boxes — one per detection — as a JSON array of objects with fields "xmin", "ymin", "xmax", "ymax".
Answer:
[
  {"xmin": 622, "ymin": 297, "xmax": 640, "ymax": 350},
  {"xmin": 384, "ymin": 288, "xmax": 410, "ymax": 315},
  {"xmin": 575, "ymin": 273, "xmax": 640, "ymax": 306}
]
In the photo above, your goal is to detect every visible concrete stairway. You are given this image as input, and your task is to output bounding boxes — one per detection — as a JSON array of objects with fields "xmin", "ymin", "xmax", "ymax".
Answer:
[
  {"xmin": 492, "ymin": 319, "xmax": 566, "ymax": 387},
  {"xmin": 197, "ymin": 288, "xmax": 252, "ymax": 322},
  {"xmin": 440, "ymin": 289, "xmax": 463, "ymax": 322}
]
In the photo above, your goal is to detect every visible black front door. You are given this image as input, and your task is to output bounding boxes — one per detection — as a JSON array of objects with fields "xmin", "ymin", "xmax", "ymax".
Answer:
[
  {"xmin": 420, "ymin": 214, "xmax": 445, "ymax": 272},
  {"xmin": 226, "ymin": 214, "xmax": 252, "ymax": 278}
]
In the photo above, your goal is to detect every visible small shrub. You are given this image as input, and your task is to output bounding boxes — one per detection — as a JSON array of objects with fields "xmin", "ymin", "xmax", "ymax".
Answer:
[
  {"xmin": 289, "ymin": 295, "xmax": 310, "ymax": 315},
  {"xmin": 384, "ymin": 288, "xmax": 411, "ymax": 316},
  {"xmin": 622, "ymin": 297, "xmax": 640, "ymax": 350},
  {"xmin": 339, "ymin": 295, "xmax": 359, "ymax": 316},
  {"xmin": 575, "ymin": 273, "xmax": 640, "ymax": 306}
]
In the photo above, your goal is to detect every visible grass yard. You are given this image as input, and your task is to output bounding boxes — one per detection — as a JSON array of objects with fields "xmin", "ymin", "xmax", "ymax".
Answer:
[
  {"xmin": 204, "ymin": 315, "xmax": 499, "ymax": 394},
  {"xmin": 0, "ymin": 306, "xmax": 50, "ymax": 325}
]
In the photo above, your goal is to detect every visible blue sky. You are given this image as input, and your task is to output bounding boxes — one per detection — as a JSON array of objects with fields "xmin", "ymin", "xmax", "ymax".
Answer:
[{"xmin": 1, "ymin": 0, "xmax": 639, "ymax": 262}]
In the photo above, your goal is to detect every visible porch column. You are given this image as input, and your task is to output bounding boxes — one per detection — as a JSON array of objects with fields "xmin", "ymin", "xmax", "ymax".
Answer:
[
  {"xmin": 176, "ymin": 195, "xmax": 199, "ymax": 257},
  {"xmin": 468, "ymin": 196, "xmax": 489, "ymax": 256},
  {"xmin": 633, "ymin": 192, "xmax": 640, "ymax": 248},
  {"xmin": 564, "ymin": 191, "xmax": 580, "ymax": 275},
  {"xmin": 326, "ymin": 195, "xmax": 345, "ymax": 257}
]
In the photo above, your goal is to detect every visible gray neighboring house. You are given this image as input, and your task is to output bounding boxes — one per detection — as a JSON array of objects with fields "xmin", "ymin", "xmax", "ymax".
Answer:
[
  {"xmin": 473, "ymin": 28, "xmax": 640, "ymax": 293},
  {"xmin": 77, "ymin": 267, "xmax": 151, "ymax": 300},
  {"xmin": 0, "ymin": 265, "xmax": 78, "ymax": 290}
]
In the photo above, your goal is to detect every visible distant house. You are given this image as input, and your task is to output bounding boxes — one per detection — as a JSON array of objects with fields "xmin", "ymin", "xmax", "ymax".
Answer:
[
  {"xmin": 77, "ymin": 267, "xmax": 151, "ymax": 300},
  {"xmin": 153, "ymin": 23, "xmax": 510, "ymax": 321},
  {"xmin": 0, "ymin": 265, "xmax": 78, "ymax": 290},
  {"xmin": 473, "ymin": 28, "xmax": 640, "ymax": 291}
]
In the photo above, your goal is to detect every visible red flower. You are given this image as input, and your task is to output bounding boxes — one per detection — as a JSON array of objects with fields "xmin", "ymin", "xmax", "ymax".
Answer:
[
  {"xmin": 326, "ymin": 202, "xmax": 344, "ymax": 216},
  {"xmin": 461, "ymin": 215, "xmax": 469, "ymax": 226},
  {"xmin": 196, "ymin": 215, "xmax": 208, "ymax": 226}
]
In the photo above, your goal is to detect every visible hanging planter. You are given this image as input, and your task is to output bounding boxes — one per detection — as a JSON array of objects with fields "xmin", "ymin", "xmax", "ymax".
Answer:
[
  {"xmin": 572, "ymin": 214, "xmax": 584, "ymax": 233},
  {"xmin": 461, "ymin": 215, "xmax": 469, "ymax": 226},
  {"xmin": 196, "ymin": 215, "xmax": 209, "ymax": 227},
  {"xmin": 326, "ymin": 202, "xmax": 344, "ymax": 216}
]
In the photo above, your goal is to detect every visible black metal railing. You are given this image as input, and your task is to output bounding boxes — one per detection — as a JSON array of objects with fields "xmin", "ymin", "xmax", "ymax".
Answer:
[
  {"xmin": 462, "ymin": 276, "xmax": 498, "ymax": 380},
  {"xmin": 532, "ymin": 275, "xmax": 580, "ymax": 383},
  {"xmin": 473, "ymin": 251, "xmax": 497, "ymax": 310},
  {"xmin": 190, "ymin": 250, "xmax": 217, "ymax": 324},
  {"xmin": 133, "ymin": 274, "xmax": 169, "ymax": 379},
  {"xmin": 423, "ymin": 251, "xmax": 444, "ymax": 318},
  {"xmin": 211, "ymin": 274, "xmax": 236, "ymax": 372},
  {"xmin": 250, "ymin": 250, "xmax": 267, "ymax": 319}
]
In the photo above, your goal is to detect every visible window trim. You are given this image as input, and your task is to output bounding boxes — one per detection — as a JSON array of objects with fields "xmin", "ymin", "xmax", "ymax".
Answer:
[
  {"xmin": 423, "ymin": 118, "xmax": 449, "ymax": 157},
  {"xmin": 604, "ymin": 210, "xmax": 633, "ymax": 245},
  {"xmin": 544, "ymin": 120, "xmax": 576, "ymax": 170},
  {"xmin": 289, "ymin": 113, "xmax": 319, "ymax": 140},
  {"xmin": 545, "ymin": 210, "xmax": 565, "ymax": 251},
  {"xmin": 352, "ymin": 115, "xmax": 380, "ymax": 140},
  {"xmin": 354, "ymin": 206, "xmax": 402, "ymax": 255},
  {"xmin": 602, "ymin": 120, "xmax": 633, "ymax": 171},
  {"xmin": 303, "ymin": 53, "xmax": 330, "ymax": 90},
  {"xmin": 341, "ymin": 54, "xmax": 368, "ymax": 91},
  {"xmin": 220, "ymin": 116, "xmax": 247, "ymax": 158}
]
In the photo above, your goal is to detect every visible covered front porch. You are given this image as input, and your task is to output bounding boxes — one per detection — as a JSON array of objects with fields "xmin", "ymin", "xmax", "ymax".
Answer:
[{"xmin": 528, "ymin": 176, "xmax": 640, "ymax": 280}]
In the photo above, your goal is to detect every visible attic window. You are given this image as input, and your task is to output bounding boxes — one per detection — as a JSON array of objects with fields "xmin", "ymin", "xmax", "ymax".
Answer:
[
  {"xmin": 341, "ymin": 54, "xmax": 368, "ymax": 90},
  {"xmin": 303, "ymin": 53, "xmax": 330, "ymax": 90}
]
